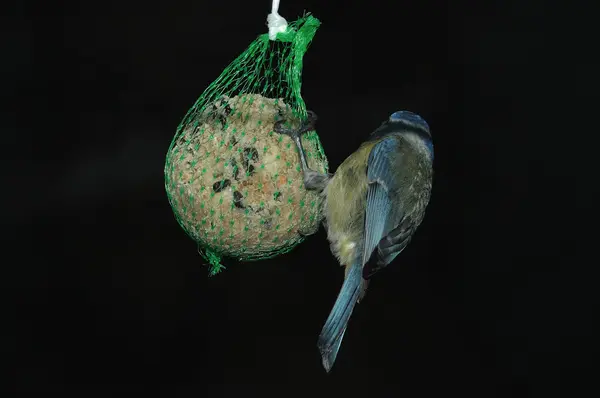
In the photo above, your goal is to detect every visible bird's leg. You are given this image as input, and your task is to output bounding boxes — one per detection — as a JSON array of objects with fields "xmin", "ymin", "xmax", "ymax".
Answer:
[{"xmin": 274, "ymin": 110, "xmax": 329, "ymax": 192}]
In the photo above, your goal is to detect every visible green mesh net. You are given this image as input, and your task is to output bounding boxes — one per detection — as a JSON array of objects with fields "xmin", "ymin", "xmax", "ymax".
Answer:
[{"xmin": 164, "ymin": 14, "xmax": 328, "ymax": 276}]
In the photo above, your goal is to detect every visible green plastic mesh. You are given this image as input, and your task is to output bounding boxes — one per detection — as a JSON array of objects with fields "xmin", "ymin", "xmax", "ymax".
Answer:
[{"xmin": 164, "ymin": 14, "xmax": 328, "ymax": 276}]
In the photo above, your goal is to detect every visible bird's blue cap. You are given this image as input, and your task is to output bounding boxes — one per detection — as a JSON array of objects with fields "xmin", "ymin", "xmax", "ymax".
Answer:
[{"xmin": 389, "ymin": 111, "xmax": 430, "ymax": 135}]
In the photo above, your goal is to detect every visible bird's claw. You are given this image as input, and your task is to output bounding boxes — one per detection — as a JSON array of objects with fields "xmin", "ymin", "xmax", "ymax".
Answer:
[
  {"xmin": 273, "ymin": 110, "xmax": 328, "ymax": 192},
  {"xmin": 274, "ymin": 110, "xmax": 318, "ymax": 138}
]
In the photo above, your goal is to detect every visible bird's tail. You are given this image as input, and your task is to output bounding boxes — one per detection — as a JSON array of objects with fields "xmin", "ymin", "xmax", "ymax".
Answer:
[{"xmin": 317, "ymin": 262, "xmax": 363, "ymax": 372}]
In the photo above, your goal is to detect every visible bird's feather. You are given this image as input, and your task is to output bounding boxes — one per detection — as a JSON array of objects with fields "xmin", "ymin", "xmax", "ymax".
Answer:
[
  {"xmin": 362, "ymin": 135, "xmax": 417, "ymax": 279},
  {"xmin": 317, "ymin": 262, "xmax": 362, "ymax": 372},
  {"xmin": 362, "ymin": 137, "xmax": 398, "ymax": 264}
]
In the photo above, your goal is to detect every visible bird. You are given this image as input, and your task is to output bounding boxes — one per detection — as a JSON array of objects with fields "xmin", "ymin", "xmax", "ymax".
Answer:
[{"xmin": 274, "ymin": 110, "xmax": 434, "ymax": 372}]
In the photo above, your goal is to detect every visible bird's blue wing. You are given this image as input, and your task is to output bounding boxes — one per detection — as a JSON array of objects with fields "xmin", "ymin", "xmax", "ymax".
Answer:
[
  {"xmin": 361, "ymin": 137, "xmax": 398, "ymax": 265},
  {"xmin": 362, "ymin": 136, "xmax": 413, "ymax": 279},
  {"xmin": 363, "ymin": 220, "xmax": 413, "ymax": 279}
]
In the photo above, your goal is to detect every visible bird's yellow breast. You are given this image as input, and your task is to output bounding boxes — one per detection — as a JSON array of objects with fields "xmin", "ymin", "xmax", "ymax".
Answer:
[{"xmin": 324, "ymin": 141, "xmax": 377, "ymax": 265}]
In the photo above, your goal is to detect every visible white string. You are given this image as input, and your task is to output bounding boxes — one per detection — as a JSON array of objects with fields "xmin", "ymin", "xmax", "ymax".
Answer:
[{"xmin": 266, "ymin": 0, "xmax": 288, "ymax": 40}]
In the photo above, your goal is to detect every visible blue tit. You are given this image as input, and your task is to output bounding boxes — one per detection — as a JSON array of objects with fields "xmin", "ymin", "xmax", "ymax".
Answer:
[{"xmin": 274, "ymin": 110, "xmax": 434, "ymax": 372}]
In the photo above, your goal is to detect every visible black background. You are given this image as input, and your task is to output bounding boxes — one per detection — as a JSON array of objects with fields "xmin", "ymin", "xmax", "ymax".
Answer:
[{"xmin": 5, "ymin": 0, "xmax": 597, "ymax": 396}]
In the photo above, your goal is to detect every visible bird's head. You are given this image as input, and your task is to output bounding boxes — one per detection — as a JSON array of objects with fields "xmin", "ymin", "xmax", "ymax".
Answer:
[{"xmin": 388, "ymin": 111, "xmax": 431, "ymax": 137}]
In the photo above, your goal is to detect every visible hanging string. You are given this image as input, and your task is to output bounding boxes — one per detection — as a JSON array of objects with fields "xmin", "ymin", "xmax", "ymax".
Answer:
[{"xmin": 267, "ymin": 0, "xmax": 288, "ymax": 40}]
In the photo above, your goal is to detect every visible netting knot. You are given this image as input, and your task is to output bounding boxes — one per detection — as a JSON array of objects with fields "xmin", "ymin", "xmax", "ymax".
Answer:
[{"xmin": 267, "ymin": 0, "xmax": 288, "ymax": 40}]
